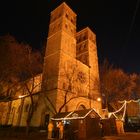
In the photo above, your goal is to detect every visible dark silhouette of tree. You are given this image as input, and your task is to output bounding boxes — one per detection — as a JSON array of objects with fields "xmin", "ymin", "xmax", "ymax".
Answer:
[
  {"xmin": 0, "ymin": 34, "xmax": 42, "ymax": 101},
  {"xmin": 21, "ymin": 47, "xmax": 42, "ymax": 135},
  {"xmin": 0, "ymin": 34, "xmax": 43, "ymax": 134},
  {"xmin": 130, "ymin": 74, "xmax": 140, "ymax": 99},
  {"xmin": 99, "ymin": 60, "xmax": 136, "ymax": 108}
]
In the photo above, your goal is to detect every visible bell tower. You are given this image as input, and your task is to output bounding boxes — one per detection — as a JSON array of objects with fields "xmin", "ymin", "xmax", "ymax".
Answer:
[
  {"xmin": 45, "ymin": 2, "xmax": 76, "ymax": 58},
  {"xmin": 76, "ymin": 27, "xmax": 100, "ymax": 99},
  {"xmin": 42, "ymin": 2, "xmax": 77, "ymax": 111},
  {"xmin": 41, "ymin": 2, "xmax": 102, "ymax": 114}
]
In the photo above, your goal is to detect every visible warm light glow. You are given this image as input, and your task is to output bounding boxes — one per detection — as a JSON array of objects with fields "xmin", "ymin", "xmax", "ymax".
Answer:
[
  {"xmin": 97, "ymin": 97, "xmax": 101, "ymax": 102},
  {"xmin": 51, "ymin": 108, "xmax": 103, "ymax": 121},
  {"xmin": 18, "ymin": 95, "xmax": 25, "ymax": 98},
  {"xmin": 118, "ymin": 99, "xmax": 140, "ymax": 103},
  {"xmin": 109, "ymin": 101, "xmax": 127, "ymax": 121}
]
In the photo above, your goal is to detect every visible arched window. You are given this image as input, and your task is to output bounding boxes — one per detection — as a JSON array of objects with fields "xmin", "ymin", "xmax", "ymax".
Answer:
[
  {"xmin": 65, "ymin": 13, "xmax": 69, "ymax": 19},
  {"xmin": 78, "ymin": 105, "xmax": 86, "ymax": 110},
  {"xmin": 65, "ymin": 24, "xmax": 68, "ymax": 29}
]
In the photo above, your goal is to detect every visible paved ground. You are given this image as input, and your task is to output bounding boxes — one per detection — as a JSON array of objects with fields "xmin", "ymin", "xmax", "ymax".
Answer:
[
  {"xmin": 0, "ymin": 132, "xmax": 140, "ymax": 140},
  {"xmin": 103, "ymin": 132, "xmax": 140, "ymax": 140}
]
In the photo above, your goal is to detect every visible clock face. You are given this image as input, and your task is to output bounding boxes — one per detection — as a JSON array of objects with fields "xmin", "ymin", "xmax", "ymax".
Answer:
[{"xmin": 77, "ymin": 71, "xmax": 86, "ymax": 83}]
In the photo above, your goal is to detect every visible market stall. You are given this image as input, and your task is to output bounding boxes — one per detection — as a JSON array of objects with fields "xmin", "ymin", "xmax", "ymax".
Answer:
[{"xmin": 51, "ymin": 109, "xmax": 101, "ymax": 140}]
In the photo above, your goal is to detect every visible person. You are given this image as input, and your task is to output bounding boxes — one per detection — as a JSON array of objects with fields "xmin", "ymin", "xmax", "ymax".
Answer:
[
  {"xmin": 48, "ymin": 121, "xmax": 54, "ymax": 139},
  {"xmin": 57, "ymin": 122, "xmax": 64, "ymax": 140},
  {"xmin": 99, "ymin": 122, "xmax": 104, "ymax": 137}
]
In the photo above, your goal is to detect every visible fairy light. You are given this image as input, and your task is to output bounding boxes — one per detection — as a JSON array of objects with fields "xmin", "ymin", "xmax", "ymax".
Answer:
[
  {"xmin": 65, "ymin": 111, "xmax": 74, "ymax": 118},
  {"xmin": 52, "ymin": 99, "xmax": 140, "ymax": 121},
  {"xmin": 92, "ymin": 108, "xmax": 103, "ymax": 119},
  {"xmin": 51, "ymin": 108, "xmax": 103, "ymax": 121},
  {"xmin": 121, "ymin": 101, "xmax": 127, "ymax": 121},
  {"xmin": 108, "ymin": 113, "xmax": 117, "ymax": 119},
  {"xmin": 108, "ymin": 101, "xmax": 127, "ymax": 121},
  {"xmin": 110, "ymin": 101, "xmax": 126, "ymax": 114},
  {"xmin": 113, "ymin": 113, "xmax": 118, "ymax": 119},
  {"xmin": 118, "ymin": 99, "xmax": 140, "ymax": 104},
  {"xmin": 118, "ymin": 99, "xmax": 140, "ymax": 121},
  {"xmin": 109, "ymin": 99, "xmax": 140, "ymax": 121}
]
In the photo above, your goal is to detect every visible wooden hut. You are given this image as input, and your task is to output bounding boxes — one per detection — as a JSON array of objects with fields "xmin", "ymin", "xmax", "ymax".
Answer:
[
  {"xmin": 101, "ymin": 114, "xmax": 118, "ymax": 136},
  {"xmin": 51, "ymin": 109, "xmax": 101, "ymax": 140}
]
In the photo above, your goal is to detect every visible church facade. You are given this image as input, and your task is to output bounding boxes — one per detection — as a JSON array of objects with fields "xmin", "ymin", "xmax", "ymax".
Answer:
[{"xmin": 0, "ymin": 2, "xmax": 102, "ymax": 127}]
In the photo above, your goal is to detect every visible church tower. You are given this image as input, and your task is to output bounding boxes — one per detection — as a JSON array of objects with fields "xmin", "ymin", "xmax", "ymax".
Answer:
[
  {"xmin": 0, "ymin": 2, "xmax": 103, "ymax": 127},
  {"xmin": 76, "ymin": 27, "xmax": 100, "ymax": 99},
  {"xmin": 42, "ymin": 2, "xmax": 77, "ymax": 112},
  {"xmin": 42, "ymin": 2, "xmax": 102, "ymax": 114}
]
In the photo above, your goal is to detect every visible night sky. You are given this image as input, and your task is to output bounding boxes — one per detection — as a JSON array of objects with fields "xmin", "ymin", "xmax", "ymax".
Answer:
[{"xmin": 0, "ymin": 0, "xmax": 140, "ymax": 73}]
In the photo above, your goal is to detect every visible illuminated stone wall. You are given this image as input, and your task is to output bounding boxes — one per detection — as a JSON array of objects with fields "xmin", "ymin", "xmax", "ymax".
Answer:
[
  {"xmin": 0, "ymin": 74, "xmax": 43, "ymax": 126},
  {"xmin": 0, "ymin": 2, "xmax": 102, "ymax": 127},
  {"xmin": 42, "ymin": 2, "xmax": 101, "ymax": 114}
]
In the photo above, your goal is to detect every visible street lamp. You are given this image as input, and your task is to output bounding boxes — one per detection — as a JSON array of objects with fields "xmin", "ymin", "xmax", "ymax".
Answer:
[
  {"xmin": 97, "ymin": 97, "xmax": 101, "ymax": 102},
  {"xmin": 18, "ymin": 95, "xmax": 26, "ymax": 98},
  {"xmin": 19, "ymin": 95, "xmax": 24, "ymax": 98}
]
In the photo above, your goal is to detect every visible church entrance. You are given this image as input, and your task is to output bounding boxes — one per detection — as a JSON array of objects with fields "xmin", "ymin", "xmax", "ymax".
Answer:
[{"xmin": 45, "ymin": 114, "xmax": 50, "ymax": 127}]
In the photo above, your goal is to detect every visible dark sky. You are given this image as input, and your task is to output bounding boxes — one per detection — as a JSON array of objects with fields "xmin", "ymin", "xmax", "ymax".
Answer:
[{"xmin": 0, "ymin": 0, "xmax": 140, "ymax": 73}]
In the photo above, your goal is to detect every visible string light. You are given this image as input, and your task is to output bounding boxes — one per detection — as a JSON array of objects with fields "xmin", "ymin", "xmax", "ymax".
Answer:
[
  {"xmin": 122, "ymin": 101, "xmax": 127, "ymax": 121},
  {"xmin": 118, "ymin": 99, "xmax": 140, "ymax": 103},
  {"xmin": 52, "ymin": 99, "xmax": 140, "ymax": 121},
  {"xmin": 109, "ymin": 99, "xmax": 140, "ymax": 121},
  {"xmin": 51, "ymin": 108, "xmax": 103, "ymax": 121},
  {"xmin": 108, "ymin": 101, "xmax": 127, "ymax": 121},
  {"xmin": 110, "ymin": 101, "xmax": 126, "ymax": 114}
]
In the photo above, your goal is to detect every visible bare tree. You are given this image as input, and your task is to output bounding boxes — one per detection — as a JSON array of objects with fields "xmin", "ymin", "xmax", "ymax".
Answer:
[
  {"xmin": 0, "ymin": 35, "xmax": 43, "ymax": 133},
  {"xmin": 19, "ymin": 47, "xmax": 42, "ymax": 135},
  {"xmin": 99, "ymin": 59, "xmax": 136, "ymax": 109},
  {"xmin": 41, "ymin": 60, "xmax": 99, "ymax": 116},
  {"xmin": 130, "ymin": 73, "xmax": 140, "ymax": 99}
]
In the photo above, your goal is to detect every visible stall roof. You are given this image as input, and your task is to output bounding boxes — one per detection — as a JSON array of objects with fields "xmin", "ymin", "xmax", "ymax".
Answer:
[{"xmin": 51, "ymin": 108, "xmax": 101, "ymax": 121}]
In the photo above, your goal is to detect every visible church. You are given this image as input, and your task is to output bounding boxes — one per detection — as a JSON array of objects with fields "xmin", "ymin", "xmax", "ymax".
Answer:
[{"xmin": 0, "ymin": 2, "xmax": 102, "ymax": 127}]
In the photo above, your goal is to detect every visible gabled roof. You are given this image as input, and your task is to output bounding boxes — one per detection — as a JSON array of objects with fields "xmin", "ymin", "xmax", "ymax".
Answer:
[{"xmin": 51, "ymin": 108, "xmax": 101, "ymax": 121}]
